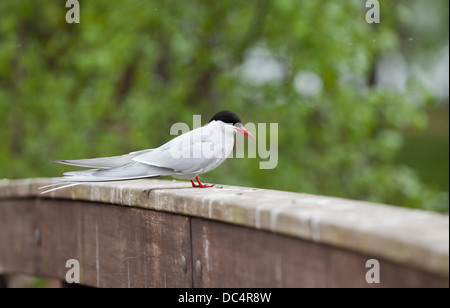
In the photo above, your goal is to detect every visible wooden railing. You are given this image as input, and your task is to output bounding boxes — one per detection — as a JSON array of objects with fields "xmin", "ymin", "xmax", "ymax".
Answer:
[{"xmin": 0, "ymin": 178, "xmax": 448, "ymax": 288}]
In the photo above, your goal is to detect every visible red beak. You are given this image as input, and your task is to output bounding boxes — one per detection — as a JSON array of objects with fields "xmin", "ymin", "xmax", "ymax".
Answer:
[{"xmin": 234, "ymin": 127, "xmax": 256, "ymax": 139}]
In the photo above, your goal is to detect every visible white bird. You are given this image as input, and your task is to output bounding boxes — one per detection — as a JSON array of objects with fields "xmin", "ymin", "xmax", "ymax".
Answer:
[{"xmin": 40, "ymin": 110, "xmax": 255, "ymax": 194}]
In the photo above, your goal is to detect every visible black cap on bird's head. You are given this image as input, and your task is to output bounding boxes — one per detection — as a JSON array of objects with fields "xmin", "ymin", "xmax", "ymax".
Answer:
[
  {"xmin": 208, "ymin": 110, "xmax": 255, "ymax": 139},
  {"xmin": 209, "ymin": 110, "xmax": 242, "ymax": 125}
]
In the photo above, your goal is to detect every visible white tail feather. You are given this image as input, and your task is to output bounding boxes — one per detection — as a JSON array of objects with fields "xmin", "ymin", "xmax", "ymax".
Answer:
[
  {"xmin": 40, "ymin": 182, "xmax": 81, "ymax": 194},
  {"xmin": 38, "ymin": 182, "xmax": 71, "ymax": 190}
]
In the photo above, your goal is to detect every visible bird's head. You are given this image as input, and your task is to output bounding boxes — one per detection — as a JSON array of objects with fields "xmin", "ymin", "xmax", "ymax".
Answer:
[{"xmin": 209, "ymin": 110, "xmax": 256, "ymax": 139}]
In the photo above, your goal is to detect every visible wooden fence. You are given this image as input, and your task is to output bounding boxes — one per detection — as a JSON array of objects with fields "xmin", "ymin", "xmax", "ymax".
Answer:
[{"xmin": 0, "ymin": 178, "xmax": 448, "ymax": 288}]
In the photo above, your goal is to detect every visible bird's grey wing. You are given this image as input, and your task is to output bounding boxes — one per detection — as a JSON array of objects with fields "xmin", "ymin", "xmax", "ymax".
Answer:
[
  {"xmin": 135, "ymin": 146, "xmax": 223, "ymax": 174},
  {"xmin": 133, "ymin": 129, "xmax": 226, "ymax": 174},
  {"xmin": 62, "ymin": 162, "xmax": 174, "ymax": 182},
  {"xmin": 53, "ymin": 149, "xmax": 154, "ymax": 168}
]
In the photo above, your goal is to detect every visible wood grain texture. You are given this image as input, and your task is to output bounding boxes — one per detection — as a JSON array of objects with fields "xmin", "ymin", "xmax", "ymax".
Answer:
[
  {"xmin": 191, "ymin": 218, "xmax": 449, "ymax": 288},
  {"xmin": 0, "ymin": 198, "xmax": 448, "ymax": 288},
  {"xmin": 0, "ymin": 199, "xmax": 192, "ymax": 287},
  {"xmin": 0, "ymin": 178, "xmax": 448, "ymax": 279}
]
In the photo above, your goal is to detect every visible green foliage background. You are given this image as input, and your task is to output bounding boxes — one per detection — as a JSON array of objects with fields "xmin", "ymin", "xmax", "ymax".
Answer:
[{"xmin": 0, "ymin": 0, "xmax": 448, "ymax": 212}]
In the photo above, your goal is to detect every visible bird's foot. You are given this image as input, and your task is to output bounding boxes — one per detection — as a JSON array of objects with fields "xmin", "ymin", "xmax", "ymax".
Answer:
[
  {"xmin": 190, "ymin": 177, "xmax": 214, "ymax": 188},
  {"xmin": 191, "ymin": 183, "xmax": 215, "ymax": 188}
]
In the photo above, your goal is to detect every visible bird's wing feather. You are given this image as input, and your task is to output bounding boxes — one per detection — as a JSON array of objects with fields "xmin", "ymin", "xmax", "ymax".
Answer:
[
  {"xmin": 53, "ymin": 149, "xmax": 153, "ymax": 168},
  {"xmin": 133, "ymin": 125, "xmax": 228, "ymax": 174},
  {"xmin": 134, "ymin": 145, "xmax": 223, "ymax": 174},
  {"xmin": 62, "ymin": 162, "xmax": 174, "ymax": 182}
]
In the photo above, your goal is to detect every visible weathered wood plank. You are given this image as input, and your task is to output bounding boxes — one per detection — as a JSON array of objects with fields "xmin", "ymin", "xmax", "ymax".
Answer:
[
  {"xmin": 0, "ymin": 199, "xmax": 192, "ymax": 287},
  {"xmin": 1, "ymin": 178, "xmax": 446, "ymax": 278},
  {"xmin": 0, "ymin": 275, "xmax": 7, "ymax": 288},
  {"xmin": 0, "ymin": 179, "xmax": 448, "ymax": 287},
  {"xmin": 191, "ymin": 218, "xmax": 449, "ymax": 288}
]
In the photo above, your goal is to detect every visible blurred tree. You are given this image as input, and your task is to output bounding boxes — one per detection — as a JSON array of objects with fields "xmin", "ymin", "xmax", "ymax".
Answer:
[{"xmin": 0, "ymin": 0, "xmax": 447, "ymax": 212}]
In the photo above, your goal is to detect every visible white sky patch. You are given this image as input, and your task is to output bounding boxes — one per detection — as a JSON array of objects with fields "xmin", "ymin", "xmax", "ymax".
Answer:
[
  {"xmin": 241, "ymin": 47, "xmax": 285, "ymax": 85},
  {"xmin": 378, "ymin": 44, "xmax": 449, "ymax": 102},
  {"xmin": 293, "ymin": 71, "xmax": 323, "ymax": 97},
  {"xmin": 376, "ymin": 52, "xmax": 408, "ymax": 92},
  {"xmin": 423, "ymin": 44, "xmax": 449, "ymax": 101}
]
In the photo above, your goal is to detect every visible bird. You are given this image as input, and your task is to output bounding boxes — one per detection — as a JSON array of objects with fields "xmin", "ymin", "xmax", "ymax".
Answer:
[{"xmin": 40, "ymin": 110, "xmax": 255, "ymax": 194}]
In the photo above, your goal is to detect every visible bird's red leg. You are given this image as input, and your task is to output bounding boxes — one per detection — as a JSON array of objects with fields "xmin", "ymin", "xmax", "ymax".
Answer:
[
  {"xmin": 195, "ymin": 176, "xmax": 214, "ymax": 188},
  {"xmin": 190, "ymin": 179, "xmax": 198, "ymax": 187}
]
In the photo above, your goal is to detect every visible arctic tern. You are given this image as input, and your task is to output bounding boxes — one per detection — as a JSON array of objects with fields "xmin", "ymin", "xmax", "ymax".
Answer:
[{"xmin": 40, "ymin": 110, "xmax": 255, "ymax": 194}]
